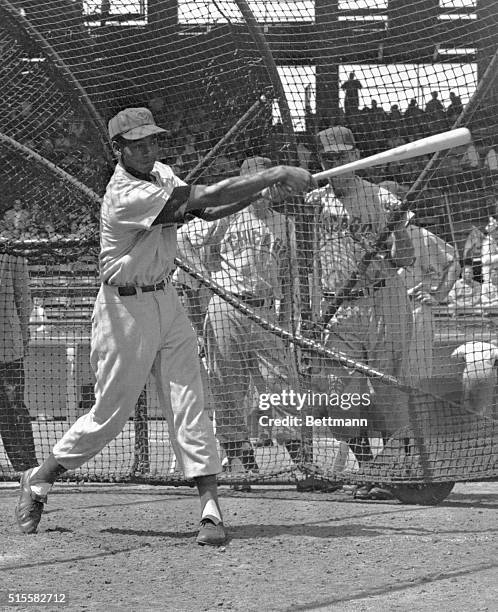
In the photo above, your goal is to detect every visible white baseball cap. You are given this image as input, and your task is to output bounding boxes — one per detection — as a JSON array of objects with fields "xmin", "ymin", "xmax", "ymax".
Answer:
[
  {"xmin": 317, "ymin": 126, "xmax": 356, "ymax": 153},
  {"xmin": 108, "ymin": 107, "xmax": 166, "ymax": 141}
]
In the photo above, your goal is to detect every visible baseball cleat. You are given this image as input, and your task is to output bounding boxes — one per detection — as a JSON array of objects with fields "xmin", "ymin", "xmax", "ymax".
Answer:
[
  {"xmin": 231, "ymin": 483, "xmax": 252, "ymax": 492},
  {"xmin": 15, "ymin": 468, "xmax": 46, "ymax": 534},
  {"xmin": 367, "ymin": 485, "xmax": 394, "ymax": 500},
  {"xmin": 353, "ymin": 484, "xmax": 394, "ymax": 501},
  {"xmin": 296, "ymin": 476, "xmax": 342, "ymax": 493},
  {"xmin": 196, "ymin": 518, "xmax": 227, "ymax": 546}
]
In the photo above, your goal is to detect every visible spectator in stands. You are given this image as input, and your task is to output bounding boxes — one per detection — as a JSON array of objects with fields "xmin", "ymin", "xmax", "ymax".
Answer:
[
  {"xmin": 296, "ymin": 133, "xmax": 312, "ymax": 170},
  {"xmin": 481, "ymin": 268, "xmax": 498, "ymax": 311},
  {"xmin": 147, "ymin": 95, "xmax": 167, "ymax": 127},
  {"xmin": 341, "ymin": 72, "xmax": 362, "ymax": 119},
  {"xmin": 368, "ymin": 100, "xmax": 388, "ymax": 152},
  {"xmin": 425, "ymin": 91, "xmax": 446, "ymax": 133},
  {"xmin": 386, "ymin": 131, "xmax": 406, "ymax": 149},
  {"xmin": 304, "ymin": 83, "xmax": 316, "ymax": 134},
  {"xmin": 481, "ymin": 216, "xmax": 498, "ymax": 284},
  {"xmin": 100, "ymin": 0, "xmax": 110, "ymax": 26},
  {"xmin": 0, "ymin": 252, "xmax": 38, "ymax": 472},
  {"xmin": 3, "ymin": 200, "xmax": 30, "ymax": 235},
  {"xmin": 177, "ymin": 133, "xmax": 200, "ymax": 175},
  {"xmin": 447, "ymin": 264, "xmax": 482, "ymax": 314},
  {"xmin": 446, "ymin": 91, "xmax": 463, "ymax": 125},
  {"xmin": 404, "ymin": 98, "xmax": 426, "ymax": 140},
  {"xmin": 387, "ymin": 103, "xmax": 404, "ymax": 137}
]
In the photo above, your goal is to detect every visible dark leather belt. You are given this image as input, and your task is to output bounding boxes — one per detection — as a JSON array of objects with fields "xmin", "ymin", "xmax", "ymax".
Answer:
[
  {"xmin": 323, "ymin": 279, "xmax": 386, "ymax": 302},
  {"xmin": 233, "ymin": 293, "xmax": 273, "ymax": 308},
  {"xmin": 117, "ymin": 280, "xmax": 165, "ymax": 296}
]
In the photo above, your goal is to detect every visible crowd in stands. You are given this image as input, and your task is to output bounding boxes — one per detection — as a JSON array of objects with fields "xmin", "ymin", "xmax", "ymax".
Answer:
[
  {"xmin": 1, "ymin": 108, "xmax": 107, "ymax": 242},
  {"xmin": 447, "ymin": 263, "xmax": 498, "ymax": 316},
  {"xmin": 2, "ymin": 80, "xmax": 497, "ymax": 272}
]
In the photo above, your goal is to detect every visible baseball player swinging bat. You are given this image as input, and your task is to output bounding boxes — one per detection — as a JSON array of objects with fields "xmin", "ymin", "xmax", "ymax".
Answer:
[{"xmin": 316, "ymin": 128, "xmax": 472, "ymax": 324}]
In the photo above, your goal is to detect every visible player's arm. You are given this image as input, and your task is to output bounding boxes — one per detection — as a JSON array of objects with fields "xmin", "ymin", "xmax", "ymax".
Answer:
[
  {"xmin": 193, "ymin": 199, "xmax": 253, "ymax": 221},
  {"xmin": 389, "ymin": 228, "xmax": 415, "ymax": 268},
  {"xmin": 429, "ymin": 259, "xmax": 461, "ymax": 303},
  {"xmin": 447, "ymin": 283, "xmax": 457, "ymax": 305},
  {"xmin": 480, "ymin": 237, "xmax": 498, "ymax": 268},
  {"xmin": 151, "ymin": 166, "xmax": 313, "ymax": 225}
]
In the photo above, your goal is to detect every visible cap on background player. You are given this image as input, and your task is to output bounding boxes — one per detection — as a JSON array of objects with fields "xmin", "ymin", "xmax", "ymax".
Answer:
[
  {"xmin": 315, "ymin": 126, "xmax": 360, "ymax": 186},
  {"xmin": 240, "ymin": 156, "xmax": 273, "ymax": 176},
  {"xmin": 108, "ymin": 107, "xmax": 166, "ymax": 141},
  {"xmin": 316, "ymin": 125, "xmax": 357, "ymax": 153}
]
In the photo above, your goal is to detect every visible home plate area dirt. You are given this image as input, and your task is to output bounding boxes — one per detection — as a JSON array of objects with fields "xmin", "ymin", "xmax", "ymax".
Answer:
[{"xmin": 0, "ymin": 482, "xmax": 496, "ymax": 611}]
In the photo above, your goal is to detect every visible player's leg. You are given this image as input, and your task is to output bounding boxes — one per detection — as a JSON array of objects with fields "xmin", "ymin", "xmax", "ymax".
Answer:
[
  {"xmin": 15, "ymin": 286, "xmax": 160, "ymax": 533},
  {"xmin": 322, "ymin": 304, "xmax": 374, "ymax": 460},
  {"xmin": 204, "ymin": 296, "xmax": 258, "ymax": 478},
  {"xmin": 356, "ymin": 284, "xmax": 413, "ymax": 500},
  {"xmin": 153, "ymin": 289, "xmax": 225, "ymax": 545},
  {"xmin": 0, "ymin": 359, "xmax": 38, "ymax": 471}
]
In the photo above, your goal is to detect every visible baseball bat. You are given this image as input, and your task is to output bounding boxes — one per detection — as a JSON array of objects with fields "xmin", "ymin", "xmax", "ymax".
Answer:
[{"xmin": 313, "ymin": 127, "xmax": 471, "ymax": 181}]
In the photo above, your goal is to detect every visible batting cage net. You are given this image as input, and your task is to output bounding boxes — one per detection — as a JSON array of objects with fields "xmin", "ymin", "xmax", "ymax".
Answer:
[{"xmin": 0, "ymin": 0, "xmax": 497, "ymax": 500}]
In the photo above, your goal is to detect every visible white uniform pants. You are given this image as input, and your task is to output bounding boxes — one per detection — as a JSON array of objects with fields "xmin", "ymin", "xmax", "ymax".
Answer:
[{"xmin": 53, "ymin": 283, "xmax": 221, "ymax": 478}]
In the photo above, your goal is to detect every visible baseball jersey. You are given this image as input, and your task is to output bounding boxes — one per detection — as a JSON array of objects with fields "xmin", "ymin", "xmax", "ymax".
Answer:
[
  {"xmin": 99, "ymin": 161, "xmax": 186, "ymax": 286},
  {"xmin": 308, "ymin": 178, "xmax": 399, "ymax": 294},
  {"xmin": 174, "ymin": 217, "xmax": 223, "ymax": 291},
  {"xmin": 401, "ymin": 225, "xmax": 456, "ymax": 291},
  {"xmin": 183, "ymin": 202, "xmax": 295, "ymax": 299}
]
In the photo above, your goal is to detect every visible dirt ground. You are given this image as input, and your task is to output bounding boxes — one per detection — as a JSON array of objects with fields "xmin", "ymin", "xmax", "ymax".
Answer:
[{"xmin": 0, "ymin": 481, "xmax": 496, "ymax": 612}]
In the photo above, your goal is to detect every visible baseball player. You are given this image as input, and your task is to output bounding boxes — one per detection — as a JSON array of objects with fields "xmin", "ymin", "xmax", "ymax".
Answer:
[
  {"xmin": 0, "ymin": 252, "xmax": 38, "ymax": 472},
  {"xmin": 310, "ymin": 126, "xmax": 415, "ymax": 500},
  {"xmin": 481, "ymin": 216, "xmax": 498, "ymax": 284},
  {"xmin": 399, "ymin": 214, "xmax": 460, "ymax": 385},
  {"xmin": 183, "ymin": 157, "xmax": 318, "ymax": 490},
  {"xmin": 14, "ymin": 108, "xmax": 313, "ymax": 545}
]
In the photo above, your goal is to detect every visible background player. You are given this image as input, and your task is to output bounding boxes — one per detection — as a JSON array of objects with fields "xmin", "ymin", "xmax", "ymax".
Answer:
[
  {"xmin": 310, "ymin": 126, "xmax": 415, "ymax": 500},
  {"xmin": 0, "ymin": 251, "xmax": 38, "ymax": 472},
  {"xmin": 15, "ymin": 108, "xmax": 313, "ymax": 545},
  {"xmin": 399, "ymin": 209, "xmax": 460, "ymax": 386},
  {"xmin": 181, "ymin": 157, "xmax": 326, "ymax": 491}
]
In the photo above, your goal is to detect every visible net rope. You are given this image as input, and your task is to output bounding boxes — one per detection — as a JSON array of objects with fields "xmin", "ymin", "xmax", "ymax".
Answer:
[{"xmin": 1, "ymin": 0, "xmax": 497, "ymax": 490}]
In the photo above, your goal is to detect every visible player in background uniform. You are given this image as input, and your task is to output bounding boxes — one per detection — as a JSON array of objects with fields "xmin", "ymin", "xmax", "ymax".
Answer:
[
  {"xmin": 310, "ymin": 126, "xmax": 415, "ymax": 500},
  {"xmin": 0, "ymin": 252, "xmax": 38, "ymax": 472},
  {"xmin": 183, "ymin": 157, "xmax": 325, "ymax": 491},
  {"xmin": 396, "ymin": 207, "xmax": 460, "ymax": 387},
  {"xmin": 15, "ymin": 108, "xmax": 313, "ymax": 545},
  {"xmin": 480, "ymin": 216, "xmax": 498, "ymax": 285}
]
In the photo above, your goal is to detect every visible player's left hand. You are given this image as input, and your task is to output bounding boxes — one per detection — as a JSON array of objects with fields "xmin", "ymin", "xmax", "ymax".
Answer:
[
  {"xmin": 408, "ymin": 282, "xmax": 434, "ymax": 304},
  {"xmin": 274, "ymin": 166, "xmax": 316, "ymax": 194}
]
